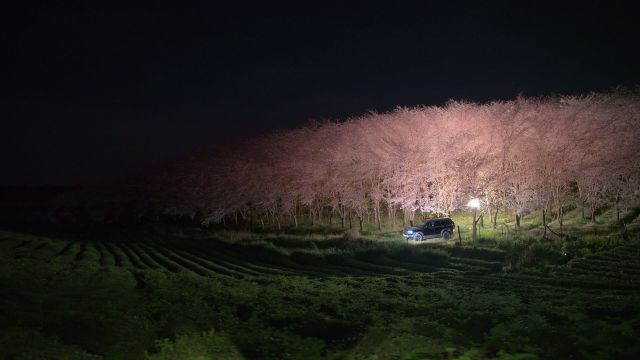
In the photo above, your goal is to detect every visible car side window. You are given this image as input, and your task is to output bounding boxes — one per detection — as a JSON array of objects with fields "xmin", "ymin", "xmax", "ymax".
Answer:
[{"xmin": 434, "ymin": 221, "xmax": 442, "ymax": 227}]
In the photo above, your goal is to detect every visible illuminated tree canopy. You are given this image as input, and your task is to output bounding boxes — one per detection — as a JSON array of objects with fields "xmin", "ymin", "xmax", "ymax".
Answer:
[{"xmin": 148, "ymin": 89, "xmax": 640, "ymax": 230}]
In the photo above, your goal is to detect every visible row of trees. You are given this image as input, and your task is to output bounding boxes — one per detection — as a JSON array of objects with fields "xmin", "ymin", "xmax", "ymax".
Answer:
[{"xmin": 143, "ymin": 89, "xmax": 640, "ymax": 232}]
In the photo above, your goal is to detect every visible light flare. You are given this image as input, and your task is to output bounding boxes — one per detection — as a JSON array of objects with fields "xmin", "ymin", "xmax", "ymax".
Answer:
[{"xmin": 467, "ymin": 198, "xmax": 480, "ymax": 209}]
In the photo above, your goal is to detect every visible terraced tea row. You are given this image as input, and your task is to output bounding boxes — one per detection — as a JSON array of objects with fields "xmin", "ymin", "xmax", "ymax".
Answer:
[
  {"xmin": 4, "ymin": 235, "xmax": 640, "ymax": 299},
  {"xmin": 3, "ymin": 236, "xmax": 498, "ymax": 278}
]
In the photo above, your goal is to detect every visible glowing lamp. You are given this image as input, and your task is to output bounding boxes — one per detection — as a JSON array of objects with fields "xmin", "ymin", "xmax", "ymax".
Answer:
[
  {"xmin": 467, "ymin": 198, "xmax": 480, "ymax": 209},
  {"xmin": 467, "ymin": 198, "xmax": 480, "ymax": 243}
]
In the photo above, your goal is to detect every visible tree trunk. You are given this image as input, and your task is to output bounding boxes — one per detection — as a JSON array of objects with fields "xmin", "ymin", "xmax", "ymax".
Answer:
[
  {"xmin": 260, "ymin": 217, "xmax": 265, "ymax": 230},
  {"xmin": 515, "ymin": 212, "xmax": 521, "ymax": 228},
  {"xmin": 293, "ymin": 213, "xmax": 298, "ymax": 228},
  {"xmin": 358, "ymin": 216, "xmax": 363, "ymax": 231},
  {"xmin": 558, "ymin": 206, "xmax": 564, "ymax": 232},
  {"xmin": 559, "ymin": 206, "xmax": 563, "ymax": 232},
  {"xmin": 591, "ymin": 202, "xmax": 596, "ymax": 223},
  {"xmin": 542, "ymin": 208, "xmax": 547, "ymax": 238},
  {"xmin": 492, "ymin": 209, "xmax": 498, "ymax": 229},
  {"xmin": 348, "ymin": 211, "xmax": 353, "ymax": 229},
  {"xmin": 376, "ymin": 207, "xmax": 381, "ymax": 230},
  {"xmin": 471, "ymin": 208, "xmax": 477, "ymax": 244},
  {"xmin": 479, "ymin": 214, "xmax": 484, "ymax": 228}
]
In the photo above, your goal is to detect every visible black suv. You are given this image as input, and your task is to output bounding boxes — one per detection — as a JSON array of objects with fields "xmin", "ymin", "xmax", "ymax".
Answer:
[{"xmin": 402, "ymin": 218, "xmax": 455, "ymax": 241}]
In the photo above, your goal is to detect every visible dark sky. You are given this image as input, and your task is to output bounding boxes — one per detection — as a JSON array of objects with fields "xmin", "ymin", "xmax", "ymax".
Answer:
[{"xmin": 2, "ymin": 1, "xmax": 639, "ymax": 185}]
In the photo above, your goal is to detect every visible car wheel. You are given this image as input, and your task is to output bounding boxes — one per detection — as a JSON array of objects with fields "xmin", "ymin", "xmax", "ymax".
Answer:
[
  {"xmin": 442, "ymin": 231, "xmax": 451, "ymax": 240},
  {"xmin": 412, "ymin": 233, "xmax": 423, "ymax": 241}
]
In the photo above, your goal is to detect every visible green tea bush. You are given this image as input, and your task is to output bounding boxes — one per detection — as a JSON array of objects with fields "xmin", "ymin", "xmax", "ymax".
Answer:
[
  {"xmin": 145, "ymin": 330, "xmax": 243, "ymax": 360},
  {"xmin": 450, "ymin": 246, "xmax": 506, "ymax": 262},
  {"xmin": 2, "ymin": 229, "xmax": 640, "ymax": 359},
  {"xmin": 387, "ymin": 247, "xmax": 451, "ymax": 266},
  {"xmin": 0, "ymin": 327, "xmax": 102, "ymax": 360}
]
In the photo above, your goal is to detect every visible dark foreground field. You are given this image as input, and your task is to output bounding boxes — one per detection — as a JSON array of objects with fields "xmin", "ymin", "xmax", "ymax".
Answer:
[{"xmin": 1, "ymin": 226, "xmax": 640, "ymax": 359}]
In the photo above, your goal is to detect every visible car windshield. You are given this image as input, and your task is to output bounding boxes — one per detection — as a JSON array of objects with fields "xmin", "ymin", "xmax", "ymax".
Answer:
[{"xmin": 419, "ymin": 220, "xmax": 431, "ymax": 227}]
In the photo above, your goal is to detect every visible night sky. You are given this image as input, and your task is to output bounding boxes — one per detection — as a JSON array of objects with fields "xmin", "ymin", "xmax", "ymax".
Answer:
[{"xmin": 2, "ymin": 2, "xmax": 639, "ymax": 185}]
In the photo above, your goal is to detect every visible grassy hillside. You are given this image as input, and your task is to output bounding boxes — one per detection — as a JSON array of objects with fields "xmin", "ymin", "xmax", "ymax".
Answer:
[{"xmin": 1, "ymin": 210, "xmax": 640, "ymax": 359}]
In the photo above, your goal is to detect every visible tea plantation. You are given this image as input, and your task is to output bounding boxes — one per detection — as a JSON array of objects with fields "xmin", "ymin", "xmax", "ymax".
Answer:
[{"xmin": 1, "ymin": 227, "xmax": 640, "ymax": 359}]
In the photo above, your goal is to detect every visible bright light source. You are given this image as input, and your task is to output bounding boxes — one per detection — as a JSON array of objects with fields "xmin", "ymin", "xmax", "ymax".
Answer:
[{"xmin": 467, "ymin": 198, "xmax": 480, "ymax": 209}]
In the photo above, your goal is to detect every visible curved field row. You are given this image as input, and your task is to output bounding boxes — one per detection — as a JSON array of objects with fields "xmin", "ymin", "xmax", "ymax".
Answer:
[
  {"xmin": 119, "ymin": 243, "xmax": 150, "ymax": 270},
  {"xmin": 567, "ymin": 262, "xmax": 640, "ymax": 278},
  {"xmin": 58, "ymin": 242, "xmax": 82, "ymax": 261},
  {"xmin": 569, "ymin": 259, "xmax": 640, "ymax": 274},
  {"xmin": 14, "ymin": 240, "xmax": 33, "ymax": 249},
  {"xmin": 600, "ymin": 250, "xmax": 640, "ymax": 260},
  {"xmin": 95, "ymin": 242, "xmax": 116, "ymax": 266},
  {"xmin": 16, "ymin": 237, "xmax": 66, "ymax": 256},
  {"xmin": 135, "ymin": 240, "xmax": 457, "ymax": 278},
  {"xmin": 134, "ymin": 242, "xmax": 181, "ymax": 272},
  {"xmin": 171, "ymin": 241, "xmax": 297, "ymax": 276},
  {"xmin": 326, "ymin": 256, "xmax": 411, "ymax": 276},
  {"xmin": 585, "ymin": 253, "xmax": 640, "ymax": 265},
  {"xmin": 353, "ymin": 253, "xmax": 443, "ymax": 273},
  {"xmin": 560, "ymin": 267, "xmax": 639, "ymax": 283},
  {"xmin": 102, "ymin": 242, "xmax": 129, "ymax": 268},
  {"xmin": 448, "ymin": 257, "xmax": 503, "ymax": 272},
  {"xmin": 124, "ymin": 243, "xmax": 160, "ymax": 269},
  {"xmin": 149, "ymin": 244, "xmax": 234, "ymax": 277},
  {"xmin": 584, "ymin": 258, "xmax": 640, "ymax": 271},
  {"xmin": 154, "ymin": 240, "xmax": 276, "ymax": 276},
  {"xmin": 56, "ymin": 241, "xmax": 75, "ymax": 256},
  {"xmin": 75, "ymin": 242, "xmax": 100, "ymax": 266},
  {"xmin": 3, "ymin": 234, "xmax": 640, "ymax": 300},
  {"xmin": 505, "ymin": 271, "xmax": 640, "ymax": 291},
  {"xmin": 169, "ymin": 247, "xmax": 267, "ymax": 276}
]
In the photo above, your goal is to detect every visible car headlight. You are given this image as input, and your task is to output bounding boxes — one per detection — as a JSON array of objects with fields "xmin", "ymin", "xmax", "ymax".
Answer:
[{"xmin": 407, "ymin": 230, "xmax": 413, "ymax": 234}]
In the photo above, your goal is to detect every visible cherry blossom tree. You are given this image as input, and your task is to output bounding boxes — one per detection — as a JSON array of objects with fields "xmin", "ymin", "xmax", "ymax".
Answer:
[{"xmin": 143, "ymin": 89, "xmax": 640, "ymax": 236}]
